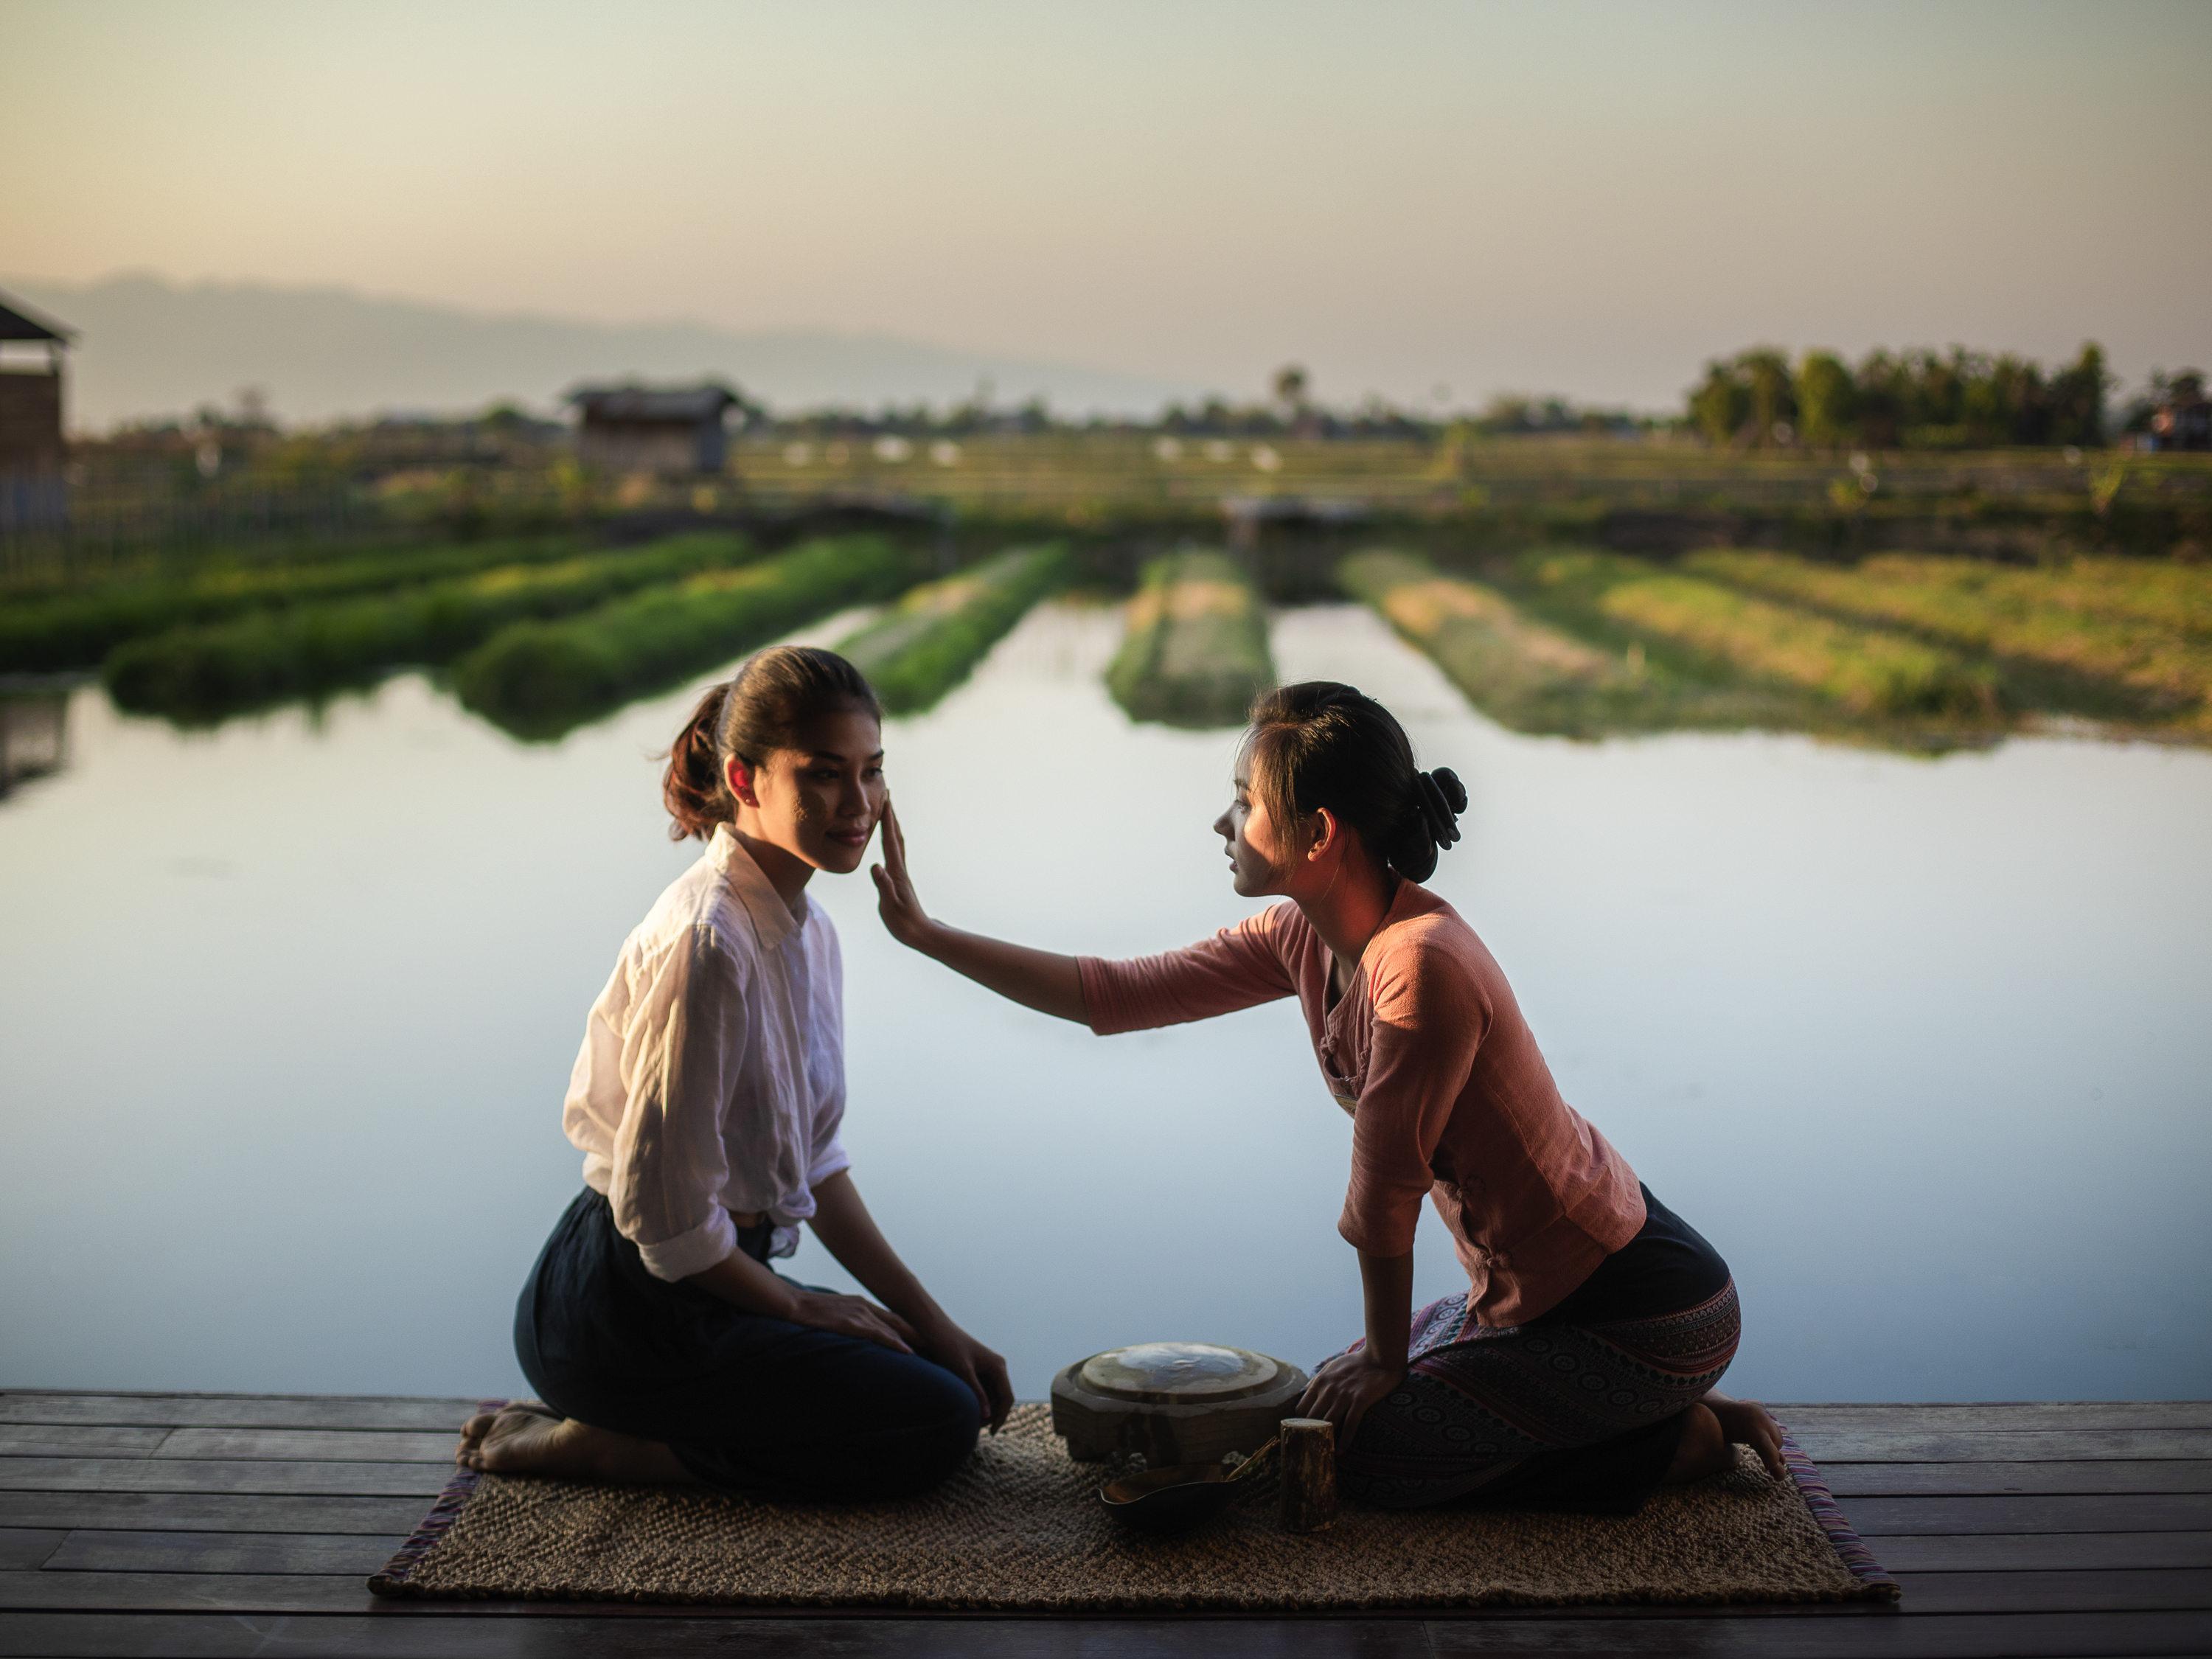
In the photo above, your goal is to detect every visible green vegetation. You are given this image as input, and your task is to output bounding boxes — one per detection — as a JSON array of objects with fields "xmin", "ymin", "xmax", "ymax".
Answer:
[
  {"xmin": 0, "ymin": 534, "xmax": 585, "ymax": 674},
  {"xmin": 1686, "ymin": 549, "xmax": 2212, "ymax": 729},
  {"xmin": 453, "ymin": 535, "xmax": 923, "ymax": 740},
  {"xmin": 1688, "ymin": 343, "xmax": 2108, "ymax": 449},
  {"xmin": 103, "ymin": 532, "xmax": 755, "ymax": 721},
  {"xmin": 836, "ymin": 543, "xmax": 1071, "ymax": 715},
  {"xmin": 1502, "ymin": 549, "xmax": 1997, "ymax": 721},
  {"xmin": 1105, "ymin": 549, "xmax": 1274, "ymax": 728},
  {"xmin": 1338, "ymin": 549, "xmax": 1644, "ymax": 737}
]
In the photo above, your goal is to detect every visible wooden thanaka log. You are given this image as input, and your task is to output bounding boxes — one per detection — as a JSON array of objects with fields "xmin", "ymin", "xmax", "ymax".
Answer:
[{"xmin": 1277, "ymin": 1416, "xmax": 1338, "ymax": 1533}]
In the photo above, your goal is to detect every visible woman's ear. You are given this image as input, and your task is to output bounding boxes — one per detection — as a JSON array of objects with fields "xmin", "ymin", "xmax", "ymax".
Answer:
[
  {"xmin": 1306, "ymin": 807, "xmax": 1340, "ymax": 863},
  {"xmin": 724, "ymin": 754, "xmax": 759, "ymax": 810}
]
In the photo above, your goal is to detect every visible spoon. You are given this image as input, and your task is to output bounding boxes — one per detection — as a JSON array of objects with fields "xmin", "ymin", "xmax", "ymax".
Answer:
[{"xmin": 1097, "ymin": 1434, "xmax": 1280, "ymax": 1534}]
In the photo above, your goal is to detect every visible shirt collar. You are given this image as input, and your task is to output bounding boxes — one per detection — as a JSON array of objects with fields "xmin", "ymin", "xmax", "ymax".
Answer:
[{"xmin": 707, "ymin": 824, "xmax": 807, "ymax": 948}]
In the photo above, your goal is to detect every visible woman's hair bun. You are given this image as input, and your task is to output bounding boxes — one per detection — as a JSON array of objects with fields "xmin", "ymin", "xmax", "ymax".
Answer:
[{"xmin": 1416, "ymin": 766, "xmax": 1468, "ymax": 852}]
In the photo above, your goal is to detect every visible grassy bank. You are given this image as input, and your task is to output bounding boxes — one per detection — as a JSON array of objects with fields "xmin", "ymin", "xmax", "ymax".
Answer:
[
  {"xmin": 1339, "ymin": 549, "xmax": 1644, "ymax": 736},
  {"xmin": 1687, "ymin": 549, "xmax": 2212, "ymax": 727},
  {"xmin": 102, "ymin": 532, "xmax": 754, "ymax": 721},
  {"xmin": 836, "ymin": 543, "xmax": 1071, "ymax": 715},
  {"xmin": 453, "ymin": 534, "xmax": 922, "ymax": 740},
  {"xmin": 1105, "ymin": 549, "xmax": 1274, "ymax": 728},
  {"xmin": 1503, "ymin": 549, "xmax": 1995, "ymax": 720},
  {"xmin": 0, "ymin": 534, "xmax": 586, "ymax": 675}
]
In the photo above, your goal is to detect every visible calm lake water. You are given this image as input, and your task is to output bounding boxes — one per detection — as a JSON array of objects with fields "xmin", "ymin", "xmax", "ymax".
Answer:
[{"xmin": 4, "ymin": 599, "xmax": 2209, "ymax": 1405}]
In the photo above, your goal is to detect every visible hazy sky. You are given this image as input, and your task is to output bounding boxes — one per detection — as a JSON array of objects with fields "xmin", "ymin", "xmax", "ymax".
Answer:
[{"xmin": 4, "ymin": 0, "xmax": 2208, "ymax": 411}]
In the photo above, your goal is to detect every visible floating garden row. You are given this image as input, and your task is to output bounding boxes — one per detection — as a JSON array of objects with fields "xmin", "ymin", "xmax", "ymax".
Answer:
[
  {"xmin": 1106, "ymin": 549, "xmax": 1275, "ymax": 728},
  {"xmin": 103, "ymin": 532, "xmax": 755, "ymax": 722},
  {"xmin": 453, "ymin": 534, "xmax": 925, "ymax": 740},
  {"xmin": 1338, "ymin": 550, "xmax": 1644, "ymax": 738},
  {"xmin": 1339, "ymin": 543, "xmax": 2212, "ymax": 741},
  {"xmin": 836, "ymin": 543, "xmax": 1071, "ymax": 715},
  {"xmin": 0, "ymin": 532, "xmax": 586, "ymax": 675},
  {"xmin": 1686, "ymin": 549, "xmax": 2212, "ymax": 728}
]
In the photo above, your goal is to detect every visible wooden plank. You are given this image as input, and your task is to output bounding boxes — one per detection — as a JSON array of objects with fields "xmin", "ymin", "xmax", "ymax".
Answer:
[
  {"xmin": 1788, "ymin": 1427, "xmax": 2212, "ymax": 1463},
  {"xmin": 1845, "ymin": 1492, "xmax": 2212, "ymax": 1535},
  {"xmin": 7, "ymin": 1396, "xmax": 2199, "ymax": 1435},
  {"xmin": 0, "ymin": 1491, "xmax": 428, "ymax": 1534},
  {"xmin": 0, "ymin": 1570, "xmax": 378, "ymax": 1613},
  {"xmin": 1824, "ymin": 1460, "xmax": 2212, "ymax": 1497},
  {"xmin": 1430, "ymin": 1610, "xmax": 2212, "ymax": 1656},
  {"xmin": 38, "ymin": 1523, "xmax": 2202, "ymax": 1610},
  {"xmin": 41, "ymin": 1530, "xmax": 400, "ymax": 1576},
  {"xmin": 0, "ymin": 1395, "xmax": 479, "ymax": 1433},
  {"xmin": 0, "ymin": 1610, "xmax": 1422, "ymax": 1659},
  {"xmin": 133, "ymin": 1426, "xmax": 2212, "ymax": 1469},
  {"xmin": 3, "ymin": 1600, "xmax": 2211, "ymax": 1656},
  {"xmin": 0, "ymin": 1459, "xmax": 445, "ymax": 1498},
  {"xmin": 36, "ymin": 1528, "xmax": 392, "ymax": 1583},
  {"xmin": 1894, "ymin": 1567, "xmax": 2212, "ymax": 1613},
  {"xmin": 0, "ymin": 1531, "xmax": 63, "ymax": 1570},
  {"xmin": 152, "ymin": 1430, "xmax": 456, "ymax": 1465},
  {"xmin": 1878, "ymin": 1530, "xmax": 2212, "ymax": 1571},
  {"xmin": 0, "ymin": 1427, "xmax": 168, "ymax": 1459},
  {"xmin": 1774, "ymin": 1402, "xmax": 2212, "ymax": 1432}
]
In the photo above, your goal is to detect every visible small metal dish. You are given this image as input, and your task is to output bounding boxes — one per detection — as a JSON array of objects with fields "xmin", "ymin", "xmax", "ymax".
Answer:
[{"xmin": 1096, "ymin": 1436, "xmax": 1278, "ymax": 1535}]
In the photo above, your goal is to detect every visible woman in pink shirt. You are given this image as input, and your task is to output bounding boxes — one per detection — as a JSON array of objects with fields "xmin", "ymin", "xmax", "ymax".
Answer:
[{"xmin": 874, "ymin": 680, "xmax": 1784, "ymax": 1509}]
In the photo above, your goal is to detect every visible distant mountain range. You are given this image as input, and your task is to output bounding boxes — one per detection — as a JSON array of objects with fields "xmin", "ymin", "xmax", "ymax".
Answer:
[{"xmin": 3, "ymin": 273, "xmax": 1197, "ymax": 431}]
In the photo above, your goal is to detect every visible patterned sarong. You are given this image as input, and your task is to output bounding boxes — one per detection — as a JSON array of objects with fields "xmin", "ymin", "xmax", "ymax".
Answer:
[{"xmin": 1335, "ymin": 1279, "xmax": 1742, "ymax": 1509}]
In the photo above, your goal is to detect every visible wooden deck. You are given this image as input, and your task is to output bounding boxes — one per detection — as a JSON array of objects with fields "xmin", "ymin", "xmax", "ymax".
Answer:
[{"xmin": 0, "ymin": 1394, "xmax": 2205, "ymax": 1656}]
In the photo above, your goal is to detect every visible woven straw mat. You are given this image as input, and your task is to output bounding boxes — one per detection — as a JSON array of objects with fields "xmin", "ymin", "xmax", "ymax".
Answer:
[{"xmin": 372, "ymin": 1404, "xmax": 1891, "ymax": 1610}]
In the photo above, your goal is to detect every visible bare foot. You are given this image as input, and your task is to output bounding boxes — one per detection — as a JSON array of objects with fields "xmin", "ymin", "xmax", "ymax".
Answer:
[
  {"xmin": 1664, "ymin": 1391, "xmax": 1788, "ymax": 1483},
  {"xmin": 1663, "ymin": 1401, "xmax": 1731, "ymax": 1484},
  {"xmin": 456, "ymin": 1404, "xmax": 693, "ymax": 1485},
  {"xmin": 456, "ymin": 1400, "xmax": 558, "ymax": 1468}
]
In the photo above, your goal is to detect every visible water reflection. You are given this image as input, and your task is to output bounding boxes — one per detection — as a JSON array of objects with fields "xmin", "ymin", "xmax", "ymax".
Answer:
[
  {"xmin": 0, "ymin": 687, "xmax": 68, "ymax": 796},
  {"xmin": 0, "ymin": 601, "xmax": 2206, "ymax": 1407}
]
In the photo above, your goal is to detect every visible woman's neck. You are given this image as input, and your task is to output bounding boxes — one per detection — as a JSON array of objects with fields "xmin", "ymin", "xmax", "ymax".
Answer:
[
  {"xmin": 731, "ymin": 821, "xmax": 813, "ymax": 921},
  {"xmin": 1293, "ymin": 852, "xmax": 1399, "ymax": 978}
]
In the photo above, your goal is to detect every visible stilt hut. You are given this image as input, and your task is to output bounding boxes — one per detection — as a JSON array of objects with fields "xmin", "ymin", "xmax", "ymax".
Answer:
[
  {"xmin": 568, "ymin": 382, "xmax": 745, "ymax": 476},
  {"xmin": 0, "ymin": 288, "xmax": 73, "ymax": 533}
]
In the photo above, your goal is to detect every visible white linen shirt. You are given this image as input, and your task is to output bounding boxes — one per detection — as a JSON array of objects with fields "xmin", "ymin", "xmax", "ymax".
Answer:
[{"xmin": 562, "ymin": 825, "xmax": 852, "ymax": 1280}]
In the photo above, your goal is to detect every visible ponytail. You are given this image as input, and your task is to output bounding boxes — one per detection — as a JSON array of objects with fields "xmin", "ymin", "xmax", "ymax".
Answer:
[{"xmin": 662, "ymin": 685, "xmax": 731, "ymax": 841}]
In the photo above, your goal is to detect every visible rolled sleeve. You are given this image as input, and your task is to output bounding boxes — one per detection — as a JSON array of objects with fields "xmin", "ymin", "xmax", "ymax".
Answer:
[
  {"xmin": 807, "ymin": 1138, "xmax": 852, "ymax": 1189},
  {"xmin": 1079, "ymin": 907, "xmax": 1297, "ymax": 1034},
  {"xmin": 635, "ymin": 1206, "xmax": 739, "ymax": 1281},
  {"xmin": 807, "ymin": 1082, "xmax": 852, "ymax": 1189},
  {"xmin": 1337, "ymin": 950, "xmax": 1484, "ymax": 1257},
  {"xmin": 610, "ymin": 925, "xmax": 747, "ymax": 1282}
]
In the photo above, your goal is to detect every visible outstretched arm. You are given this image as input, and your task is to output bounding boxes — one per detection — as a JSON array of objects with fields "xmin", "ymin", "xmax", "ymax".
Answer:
[{"xmin": 871, "ymin": 799, "xmax": 1088, "ymax": 1023}]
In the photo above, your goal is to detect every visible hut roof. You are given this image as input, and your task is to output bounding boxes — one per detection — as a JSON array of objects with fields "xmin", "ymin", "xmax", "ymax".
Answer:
[
  {"xmin": 0, "ymin": 290, "xmax": 74, "ymax": 344},
  {"xmin": 567, "ymin": 383, "xmax": 740, "ymax": 422}
]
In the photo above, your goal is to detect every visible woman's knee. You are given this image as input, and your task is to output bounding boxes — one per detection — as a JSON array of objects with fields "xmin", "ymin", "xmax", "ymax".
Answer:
[{"xmin": 872, "ymin": 1359, "xmax": 981, "ymax": 1493}]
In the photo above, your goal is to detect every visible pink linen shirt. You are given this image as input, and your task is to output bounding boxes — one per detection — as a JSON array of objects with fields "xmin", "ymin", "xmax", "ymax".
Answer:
[
  {"xmin": 562, "ymin": 826, "xmax": 852, "ymax": 1281},
  {"xmin": 1078, "ymin": 882, "xmax": 1645, "ymax": 1326}
]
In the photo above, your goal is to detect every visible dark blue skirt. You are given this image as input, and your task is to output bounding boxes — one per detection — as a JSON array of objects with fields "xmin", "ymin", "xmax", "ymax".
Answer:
[{"xmin": 512, "ymin": 1187, "xmax": 979, "ymax": 1499}]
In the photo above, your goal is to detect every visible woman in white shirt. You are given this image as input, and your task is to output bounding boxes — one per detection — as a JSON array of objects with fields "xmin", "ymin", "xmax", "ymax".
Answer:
[{"xmin": 456, "ymin": 647, "xmax": 1012, "ymax": 1498}]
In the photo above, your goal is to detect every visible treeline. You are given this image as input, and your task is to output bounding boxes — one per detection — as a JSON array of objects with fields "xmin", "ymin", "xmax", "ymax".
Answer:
[{"xmin": 1689, "ymin": 344, "xmax": 2109, "ymax": 450}]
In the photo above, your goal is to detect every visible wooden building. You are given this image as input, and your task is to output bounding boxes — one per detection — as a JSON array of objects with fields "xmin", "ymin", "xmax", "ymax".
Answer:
[
  {"xmin": 568, "ymin": 382, "xmax": 743, "ymax": 476},
  {"xmin": 0, "ymin": 288, "xmax": 73, "ymax": 533}
]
